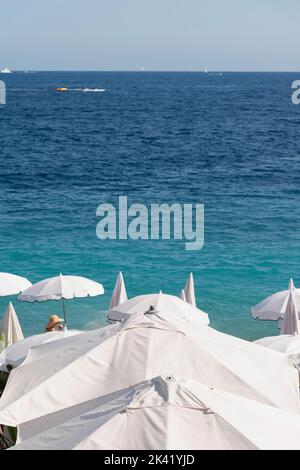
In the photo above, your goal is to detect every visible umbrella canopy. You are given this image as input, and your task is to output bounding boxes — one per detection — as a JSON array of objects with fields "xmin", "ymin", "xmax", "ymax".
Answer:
[
  {"xmin": 280, "ymin": 290, "xmax": 300, "ymax": 335},
  {"xmin": 254, "ymin": 335, "xmax": 300, "ymax": 370},
  {"xmin": 251, "ymin": 279, "xmax": 300, "ymax": 321},
  {"xmin": 0, "ymin": 303, "xmax": 23, "ymax": 352},
  {"xmin": 18, "ymin": 274, "xmax": 104, "ymax": 326},
  {"xmin": 11, "ymin": 375, "xmax": 300, "ymax": 450},
  {"xmin": 18, "ymin": 274, "xmax": 104, "ymax": 302},
  {"xmin": 0, "ymin": 329, "xmax": 82, "ymax": 369},
  {"xmin": 109, "ymin": 272, "xmax": 127, "ymax": 310},
  {"xmin": 184, "ymin": 273, "xmax": 196, "ymax": 307},
  {"xmin": 0, "ymin": 273, "xmax": 31, "ymax": 297},
  {"xmin": 107, "ymin": 292, "xmax": 209, "ymax": 325},
  {"xmin": 0, "ymin": 308, "xmax": 298, "ymax": 428}
]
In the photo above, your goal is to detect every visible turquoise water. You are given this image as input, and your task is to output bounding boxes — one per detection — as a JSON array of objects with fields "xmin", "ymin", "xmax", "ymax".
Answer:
[{"xmin": 0, "ymin": 72, "xmax": 299, "ymax": 340}]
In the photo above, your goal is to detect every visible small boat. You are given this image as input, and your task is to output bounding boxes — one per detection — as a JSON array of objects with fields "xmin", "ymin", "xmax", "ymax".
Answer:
[
  {"xmin": 55, "ymin": 87, "xmax": 68, "ymax": 92},
  {"xmin": 1, "ymin": 67, "xmax": 12, "ymax": 74}
]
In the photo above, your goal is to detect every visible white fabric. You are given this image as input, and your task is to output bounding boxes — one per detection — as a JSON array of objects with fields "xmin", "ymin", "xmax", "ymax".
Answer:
[
  {"xmin": 179, "ymin": 289, "xmax": 186, "ymax": 301},
  {"xmin": 0, "ymin": 309, "xmax": 298, "ymax": 428},
  {"xmin": 0, "ymin": 273, "xmax": 31, "ymax": 296},
  {"xmin": 0, "ymin": 303, "xmax": 23, "ymax": 352},
  {"xmin": 252, "ymin": 280, "xmax": 300, "ymax": 320},
  {"xmin": 280, "ymin": 291, "xmax": 300, "ymax": 335},
  {"xmin": 256, "ymin": 335, "xmax": 300, "ymax": 356},
  {"xmin": 0, "ymin": 329, "xmax": 82, "ymax": 368},
  {"xmin": 184, "ymin": 273, "xmax": 196, "ymax": 307},
  {"xmin": 109, "ymin": 272, "xmax": 127, "ymax": 310},
  {"xmin": 255, "ymin": 335, "xmax": 300, "ymax": 370},
  {"xmin": 18, "ymin": 274, "xmax": 104, "ymax": 302},
  {"xmin": 108, "ymin": 292, "xmax": 209, "ymax": 324},
  {"xmin": 11, "ymin": 375, "xmax": 300, "ymax": 450}
]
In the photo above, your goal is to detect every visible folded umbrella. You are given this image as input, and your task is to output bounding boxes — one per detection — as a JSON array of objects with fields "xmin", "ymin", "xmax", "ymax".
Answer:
[
  {"xmin": 109, "ymin": 272, "xmax": 127, "ymax": 310},
  {"xmin": 0, "ymin": 303, "xmax": 23, "ymax": 352},
  {"xmin": 184, "ymin": 273, "xmax": 196, "ymax": 307},
  {"xmin": 280, "ymin": 290, "xmax": 300, "ymax": 335}
]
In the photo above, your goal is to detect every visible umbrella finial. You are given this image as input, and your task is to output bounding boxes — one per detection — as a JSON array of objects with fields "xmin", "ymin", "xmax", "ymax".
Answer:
[{"xmin": 145, "ymin": 305, "xmax": 159, "ymax": 315}]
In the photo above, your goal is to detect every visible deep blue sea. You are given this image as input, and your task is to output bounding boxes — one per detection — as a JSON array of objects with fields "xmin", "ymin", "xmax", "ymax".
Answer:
[{"xmin": 0, "ymin": 71, "xmax": 300, "ymax": 340}]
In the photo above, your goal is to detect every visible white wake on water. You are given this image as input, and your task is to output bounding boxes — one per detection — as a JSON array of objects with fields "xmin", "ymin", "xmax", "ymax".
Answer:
[{"xmin": 82, "ymin": 88, "xmax": 106, "ymax": 92}]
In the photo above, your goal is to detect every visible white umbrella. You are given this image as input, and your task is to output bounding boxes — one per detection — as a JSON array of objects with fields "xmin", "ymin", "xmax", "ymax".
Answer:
[
  {"xmin": 280, "ymin": 290, "xmax": 300, "ymax": 335},
  {"xmin": 0, "ymin": 303, "xmax": 23, "ymax": 352},
  {"xmin": 109, "ymin": 272, "xmax": 127, "ymax": 310},
  {"xmin": 251, "ymin": 279, "xmax": 300, "ymax": 321},
  {"xmin": 11, "ymin": 375, "xmax": 300, "ymax": 450},
  {"xmin": 179, "ymin": 289, "xmax": 186, "ymax": 302},
  {"xmin": 107, "ymin": 292, "xmax": 209, "ymax": 325},
  {"xmin": 0, "ymin": 329, "xmax": 82, "ymax": 369},
  {"xmin": 184, "ymin": 272, "xmax": 196, "ymax": 307},
  {"xmin": 0, "ymin": 273, "xmax": 31, "ymax": 296},
  {"xmin": 254, "ymin": 335, "xmax": 300, "ymax": 370},
  {"xmin": 0, "ymin": 308, "xmax": 298, "ymax": 428},
  {"xmin": 18, "ymin": 274, "xmax": 104, "ymax": 326}
]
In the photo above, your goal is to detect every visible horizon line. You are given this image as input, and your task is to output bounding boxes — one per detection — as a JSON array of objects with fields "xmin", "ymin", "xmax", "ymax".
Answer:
[{"xmin": 4, "ymin": 69, "xmax": 300, "ymax": 73}]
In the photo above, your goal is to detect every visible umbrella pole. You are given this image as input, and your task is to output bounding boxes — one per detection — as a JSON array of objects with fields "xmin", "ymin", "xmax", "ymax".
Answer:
[{"xmin": 62, "ymin": 299, "xmax": 67, "ymax": 328}]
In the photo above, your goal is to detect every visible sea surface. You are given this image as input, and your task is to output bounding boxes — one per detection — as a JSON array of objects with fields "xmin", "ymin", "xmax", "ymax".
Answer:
[{"xmin": 0, "ymin": 71, "xmax": 300, "ymax": 340}]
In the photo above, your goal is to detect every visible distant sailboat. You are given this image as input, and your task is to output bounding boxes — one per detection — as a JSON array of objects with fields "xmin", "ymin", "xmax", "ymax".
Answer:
[
  {"xmin": 140, "ymin": 66, "xmax": 145, "ymax": 72},
  {"xmin": 204, "ymin": 67, "xmax": 208, "ymax": 74},
  {"xmin": 1, "ymin": 67, "xmax": 12, "ymax": 74}
]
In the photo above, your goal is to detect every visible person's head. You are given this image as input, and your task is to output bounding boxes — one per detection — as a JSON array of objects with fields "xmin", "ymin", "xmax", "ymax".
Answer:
[{"xmin": 45, "ymin": 314, "xmax": 64, "ymax": 332}]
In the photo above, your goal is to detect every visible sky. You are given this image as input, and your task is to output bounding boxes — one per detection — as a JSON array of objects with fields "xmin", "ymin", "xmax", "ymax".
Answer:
[{"xmin": 0, "ymin": 0, "xmax": 299, "ymax": 71}]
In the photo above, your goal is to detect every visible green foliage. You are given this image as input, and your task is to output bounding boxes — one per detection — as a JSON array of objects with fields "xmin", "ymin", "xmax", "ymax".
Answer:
[
  {"xmin": 0, "ymin": 425, "xmax": 16, "ymax": 450},
  {"xmin": 0, "ymin": 371, "xmax": 8, "ymax": 396},
  {"xmin": 7, "ymin": 426, "xmax": 17, "ymax": 444}
]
